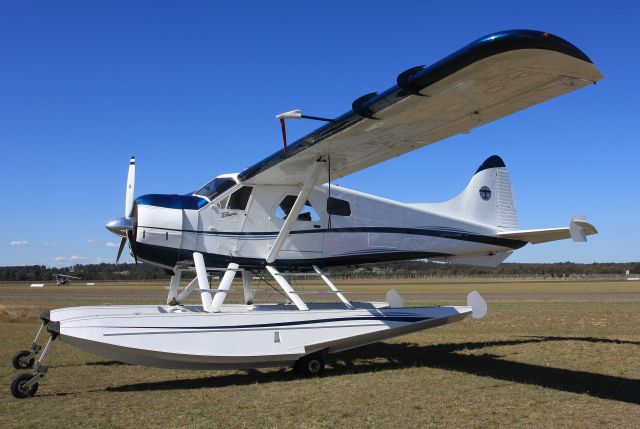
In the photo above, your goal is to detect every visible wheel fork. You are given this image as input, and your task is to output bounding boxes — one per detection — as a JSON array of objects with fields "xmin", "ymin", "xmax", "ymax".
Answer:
[
  {"xmin": 23, "ymin": 319, "xmax": 46, "ymax": 362},
  {"xmin": 11, "ymin": 321, "xmax": 59, "ymax": 397},
  {"xmin": 30, "ymin": 312, "xmax": 51, "ymax": 355}
]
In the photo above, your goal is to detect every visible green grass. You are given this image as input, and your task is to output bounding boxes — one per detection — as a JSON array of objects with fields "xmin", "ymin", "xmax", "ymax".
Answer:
[{"xmin": 0, "ymin": 280, "xmax": 639, "ymax": 428}]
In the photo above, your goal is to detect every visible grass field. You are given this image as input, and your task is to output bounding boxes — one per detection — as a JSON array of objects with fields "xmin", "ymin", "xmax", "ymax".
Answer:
[{"xmin": 1, "ymin": 279, "xmax": 639, "ymax": 428}]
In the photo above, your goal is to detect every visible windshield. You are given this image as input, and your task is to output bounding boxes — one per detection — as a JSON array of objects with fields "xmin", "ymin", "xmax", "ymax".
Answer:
[{"xmin": 194, "ymin": 177, "xmax": 236, "ymax": 200}]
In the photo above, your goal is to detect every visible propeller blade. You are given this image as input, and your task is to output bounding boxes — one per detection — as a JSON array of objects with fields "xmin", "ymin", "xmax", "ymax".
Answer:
[
  {"xmin": 126, "ymin": 229, "xmax": 138, "ymax": 265},
  {"xmin": 125, "ymin": 156, "xmax": 136, "ymax": 218},
  {"xmin": 115, "ymin": 237, "xmax": 127, "ymax": 264}
]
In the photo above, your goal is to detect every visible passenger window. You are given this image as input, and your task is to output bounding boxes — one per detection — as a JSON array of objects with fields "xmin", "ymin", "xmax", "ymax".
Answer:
[
  {"xmin": 275, "ymin": 195, "xmax": 320, "ymax": 222},
  {"xmin": 327, "ymin": 197, "xmax": 351, "ymax": 216},
  {"xmin": 216, "ymin": 196, "xmax": 229, "ymax": 209},
  {"xmin": 228, "ymin": 187, "xmax": 253, "ymax": 210}
]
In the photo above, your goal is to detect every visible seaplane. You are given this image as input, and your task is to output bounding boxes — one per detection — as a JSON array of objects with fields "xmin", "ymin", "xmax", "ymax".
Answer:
[
  {"xmin": 10, "ymin": 29, "xmax": 602, "ymax": 398},
  {"xmin": 54, "ymin": 274, "xmax": 81, "ymax": 286}
]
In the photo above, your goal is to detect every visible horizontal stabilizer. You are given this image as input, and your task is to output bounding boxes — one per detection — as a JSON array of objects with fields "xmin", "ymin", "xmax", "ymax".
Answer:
[
  {"xmin": 497, "ymin": 217, "xmax": 597, "ymax": 244},
  {"xmin": 467, "ymin": 291, "xmax": 487, "ymax": 319}
]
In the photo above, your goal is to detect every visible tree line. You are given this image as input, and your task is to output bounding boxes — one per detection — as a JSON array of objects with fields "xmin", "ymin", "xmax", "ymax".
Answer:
[{"xmin": 0, "ymin": 260, "xmax": 638, "ymax": 282}]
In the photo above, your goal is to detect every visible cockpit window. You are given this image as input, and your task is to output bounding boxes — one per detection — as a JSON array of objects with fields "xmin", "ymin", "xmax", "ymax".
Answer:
[
  {"xmin": 275, "ymin": 195, "xmax": 320, "ymax": 222},
  {"xmin": 195, "ymin": 178, "xmax": 236, "ymax": 200}
]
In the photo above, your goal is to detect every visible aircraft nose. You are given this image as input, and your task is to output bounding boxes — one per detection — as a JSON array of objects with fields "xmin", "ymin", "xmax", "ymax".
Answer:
[{"xmin": 106, "ymin": 217, "xmax": 133, "ymax": 237}]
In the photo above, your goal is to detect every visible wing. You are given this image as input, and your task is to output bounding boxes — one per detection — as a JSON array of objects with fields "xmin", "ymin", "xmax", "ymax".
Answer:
[{"xmin": 238, "ymin": 30, "xmax": 602, "ymax": 186}]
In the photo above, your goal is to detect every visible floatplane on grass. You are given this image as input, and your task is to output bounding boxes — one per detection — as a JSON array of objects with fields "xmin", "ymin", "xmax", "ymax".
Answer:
[
  {"xmin": 11, "ymin": 29, "xmax": 601, "ymax": 398},
  {"xmin": 54, "ymin": 274, "xmax": 81, "ymax": 286}
]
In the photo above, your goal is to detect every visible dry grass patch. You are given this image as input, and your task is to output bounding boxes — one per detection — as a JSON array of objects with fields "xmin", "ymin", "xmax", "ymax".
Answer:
[{"xmin": 0, "ymin": 304, "xmax": 43, "ymax": 322}]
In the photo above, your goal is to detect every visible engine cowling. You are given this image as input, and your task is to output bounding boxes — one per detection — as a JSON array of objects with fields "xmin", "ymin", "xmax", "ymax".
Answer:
[{"xmin": 133, "ymin": 194, "xmax": 206, "ymax": 267}]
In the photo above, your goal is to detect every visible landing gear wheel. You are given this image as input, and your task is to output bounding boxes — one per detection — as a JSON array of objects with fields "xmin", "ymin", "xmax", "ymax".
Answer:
[
  {"xmin": 10, "ymin": 373, "xmax": 39, "ymax": 398},
  {"xmin": 295, "ymin": 353, "xmax": 325, "ymax": 377},
  {"xmin": 12, "ymin": 350, "xmax": 35, "ymax": 370}
]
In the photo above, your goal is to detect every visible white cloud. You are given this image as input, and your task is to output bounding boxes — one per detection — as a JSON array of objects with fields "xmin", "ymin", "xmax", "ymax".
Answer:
[
  {"xmin": 88, "ymin": 239, "xmax": 95, "ymax": 244},
  {"xmin": 53, "ymin": 255, "xmax": 89, "ymax": 263},
  {"xmin": 8, "ymin": 240, "xmax": 65, "ymax": 247},
  {"xmin": 105, "ymin": 242, "xmax": 119, "ymax": 248}
]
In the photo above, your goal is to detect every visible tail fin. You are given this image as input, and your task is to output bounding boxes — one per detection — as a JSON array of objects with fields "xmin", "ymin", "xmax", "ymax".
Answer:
[
  {"xmin": 415, "ymin": 155, "xmax": 518, "ymax": 229},
  {"xmin": 464, "ymin": 155, "xmax": 517, "ymax": 229}
]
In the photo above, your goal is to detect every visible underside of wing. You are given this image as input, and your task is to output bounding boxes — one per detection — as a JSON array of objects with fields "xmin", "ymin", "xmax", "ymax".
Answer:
[{"xmin": 238, "ymin": 30, "xmax": 602, "ymax": 186}]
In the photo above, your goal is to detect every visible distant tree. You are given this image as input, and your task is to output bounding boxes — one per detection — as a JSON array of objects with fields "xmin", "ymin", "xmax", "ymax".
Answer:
[{"xmin": 0, "ymin": 260, "xmax": 638, "ymax": 282}]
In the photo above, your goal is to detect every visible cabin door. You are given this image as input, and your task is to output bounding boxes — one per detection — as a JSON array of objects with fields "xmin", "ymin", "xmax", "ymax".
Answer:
[{"xmin": 211, "ymin": 186, "xmax": 253, "ymax": 255}]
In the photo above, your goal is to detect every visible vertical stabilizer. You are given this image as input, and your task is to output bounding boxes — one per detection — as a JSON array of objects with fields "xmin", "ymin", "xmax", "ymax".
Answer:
[
  {"xmin": 467, "ymin": 155, "xmax": 518, "ymax": 229},
  {"xmin": 413, "ymin": 155, "xmax": 517, "ymax": 229}
]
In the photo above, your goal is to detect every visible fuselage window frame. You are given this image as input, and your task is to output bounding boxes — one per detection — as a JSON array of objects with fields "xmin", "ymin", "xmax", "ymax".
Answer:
[
  {"xmin": 227, "ymin": 186, "xmax": 253, "ymax": 211},
  {"xmin": 327, "ymin": 197, "xmax": 351, "ymax": 216},
  {"xmin": 275, "ymin": 195, "xmax": 321, "ymax": 222},
  {"xmin": 194, "ymin": 177, "xmax": 236, "ymax": 201}
]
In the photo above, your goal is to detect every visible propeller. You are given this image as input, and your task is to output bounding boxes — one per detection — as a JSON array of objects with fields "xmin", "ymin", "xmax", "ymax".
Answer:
[
  {"xmin": 106, "ymin": 157, "xmax": 137, "ymax": 263},
  {"xmin": 115, "ymin": 235, "xmax": 127, "ymax": 263},
  {"xmin": 125, "ymin": 156, "xmax": 135, "ymax": 218}
]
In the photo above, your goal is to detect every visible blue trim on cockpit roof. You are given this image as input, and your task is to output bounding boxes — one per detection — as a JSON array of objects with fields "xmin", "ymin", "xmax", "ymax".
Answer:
[
  {"xmin": 237, "ymin": 30, "xmax": 593, "ymax": 183},
  {"xmin": 136, "ymin": 194, "xmax": 207, "ymax": 210}
]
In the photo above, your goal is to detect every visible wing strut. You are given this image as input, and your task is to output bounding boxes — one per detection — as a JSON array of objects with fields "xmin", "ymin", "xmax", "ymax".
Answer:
[{"xmin": 266, "ymin": 158, "xmax": 326, "ymax": 264}]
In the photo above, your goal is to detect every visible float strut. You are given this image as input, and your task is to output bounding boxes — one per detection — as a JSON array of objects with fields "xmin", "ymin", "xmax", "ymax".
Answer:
[
  {"xmin": 193, "ymin": 252, "xmax": 214, "ymax": 312},
  {"xmin": 211, "ymin": 263, "xmax": 239, "ymax": 312},
  {"xmin": 167, "ymin": 270, "xmax": 182, "ymax": 305},
  {"xmin": 242, "ymin": 270, "xmax": 254, "ymax": 305},
  {"xmin": 313, "ymin": 265, "xmax": 353, "ymax": 309}
]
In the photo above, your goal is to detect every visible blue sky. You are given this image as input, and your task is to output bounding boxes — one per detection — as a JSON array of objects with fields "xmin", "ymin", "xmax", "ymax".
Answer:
[{"xmin": 1, "ymin": 1, "xmax": 638, "ymax": 266}]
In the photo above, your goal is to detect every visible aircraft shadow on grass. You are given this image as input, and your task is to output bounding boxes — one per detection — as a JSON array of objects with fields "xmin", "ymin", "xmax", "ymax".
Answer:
[{"xmin": 101, "ymin": 336, "xmax": 640, "ymax": 405}]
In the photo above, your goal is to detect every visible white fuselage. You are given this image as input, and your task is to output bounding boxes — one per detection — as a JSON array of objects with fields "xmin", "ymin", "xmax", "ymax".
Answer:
[{"xmin": 132, "ymin": 177, "xmax": 523, "ymax": 270}]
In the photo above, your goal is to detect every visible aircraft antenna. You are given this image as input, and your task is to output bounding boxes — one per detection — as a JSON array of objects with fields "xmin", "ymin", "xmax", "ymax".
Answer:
[{"xmin": 275, "ymin": 109, "xmax": 335, "ymax": 156}]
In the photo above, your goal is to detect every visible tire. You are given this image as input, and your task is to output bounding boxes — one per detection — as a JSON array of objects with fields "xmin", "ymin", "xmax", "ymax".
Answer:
[
  {"xmin": 12, "ymin": 350, "xmax": 35, "ymax": 370},
  {"xmin": 296, "ymin": 353, "xmax": 325, "ymax": 377},
  {"xmin": 10, "ymin": 373, "xmax": 39, "ymax": 398}
]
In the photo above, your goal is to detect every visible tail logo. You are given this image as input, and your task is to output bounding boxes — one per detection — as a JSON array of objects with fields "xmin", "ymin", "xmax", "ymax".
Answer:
[{"xmin": 479, "ymin": 186, "xmax": 492, "ymax": 201}]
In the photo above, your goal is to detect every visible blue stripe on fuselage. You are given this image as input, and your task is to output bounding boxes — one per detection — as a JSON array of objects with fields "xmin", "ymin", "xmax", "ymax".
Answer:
[{"xmin": 137, "ymin": 225, "xmax": 527, "ymax": 249}]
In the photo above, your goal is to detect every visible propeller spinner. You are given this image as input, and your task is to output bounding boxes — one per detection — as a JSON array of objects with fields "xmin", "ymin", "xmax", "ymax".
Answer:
[{"xmin": 106, "ymin": 157, "xmax": 136, "ymax": 263}]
